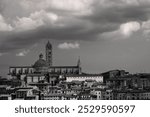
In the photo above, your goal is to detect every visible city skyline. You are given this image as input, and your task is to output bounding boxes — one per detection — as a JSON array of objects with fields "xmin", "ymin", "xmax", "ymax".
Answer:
[
  {"xmin": 5, "ymin": 41, "xmax": 150, "ymax": 100},
  {"xmin": 1, "ymin": 0, "xmax": 150, "ymax": 77}
]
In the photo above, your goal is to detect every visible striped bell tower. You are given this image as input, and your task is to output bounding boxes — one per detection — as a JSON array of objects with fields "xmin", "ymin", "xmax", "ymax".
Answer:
[
  {"xmin": 77, "ymin": 56, "xmax": 82, "ymax": 74},
  {"xmin": 46, "ymin": 41, "xmax": 52, "ymax": 66}
]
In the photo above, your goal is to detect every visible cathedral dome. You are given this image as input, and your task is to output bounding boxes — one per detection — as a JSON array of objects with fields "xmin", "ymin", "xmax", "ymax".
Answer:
[{"xmin": 33, "ymin": 53, "xmax": 48, "ymax": 68}]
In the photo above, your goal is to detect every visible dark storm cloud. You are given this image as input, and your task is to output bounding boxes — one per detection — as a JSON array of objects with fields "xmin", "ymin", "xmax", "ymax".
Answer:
[
  {"xmin": 0, "ymin": 19, "xmax": 120, "ymax": 54},
  {"xmin": 0, "ymin": 24, "xmax": 97, "ymax": 53},
  {"xmin": 1, "ymin": 0, "xmax": 150, "ymax": 54},
  {"xmin": 84, "ymin": 4, "xmax": 150, "ymax": 23}
]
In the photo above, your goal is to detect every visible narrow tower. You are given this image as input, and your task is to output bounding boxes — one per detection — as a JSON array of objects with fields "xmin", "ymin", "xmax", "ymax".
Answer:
[
  {"xmin": 77, "ymin": 56, "xmax": 81, "ymax": 67},
  {"xmin": 77, "ymin": 56, "xmax": 82, "ymax": 74},
  {"xmin": 46, "ymin": 41, "xmax": 52, "ymax": 66}
]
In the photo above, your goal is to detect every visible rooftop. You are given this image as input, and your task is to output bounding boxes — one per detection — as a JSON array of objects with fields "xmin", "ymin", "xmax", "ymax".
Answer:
[{"xmin": 66, "ymin": 74, "xmax": 103, "ymax": 77}]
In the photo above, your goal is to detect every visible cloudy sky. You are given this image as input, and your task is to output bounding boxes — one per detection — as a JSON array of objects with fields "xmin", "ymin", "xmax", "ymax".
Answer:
[{"xmin": 1, "ymin": 0, "xmax": 150, "ymax": 76}]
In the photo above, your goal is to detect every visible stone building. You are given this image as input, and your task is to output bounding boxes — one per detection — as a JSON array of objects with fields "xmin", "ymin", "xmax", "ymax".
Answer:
[{"xmin": 8, "ymin": 41, "xmax": 82, "ymax": 87}]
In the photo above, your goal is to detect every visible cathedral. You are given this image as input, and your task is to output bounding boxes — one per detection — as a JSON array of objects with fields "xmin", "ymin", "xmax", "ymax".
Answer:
[{"xmin": 8, "ymin": 41, "xmax": 82, "ymax": 86}]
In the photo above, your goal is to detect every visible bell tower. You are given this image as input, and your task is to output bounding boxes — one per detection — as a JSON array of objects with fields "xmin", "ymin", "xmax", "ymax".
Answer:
[
  {"xmin": 77, "ymin": 56, "xmax": 82, "ymax": 74},
  {"xmin": 46, "ymin": 41, "xmax": 52, "ymax": 66}
]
